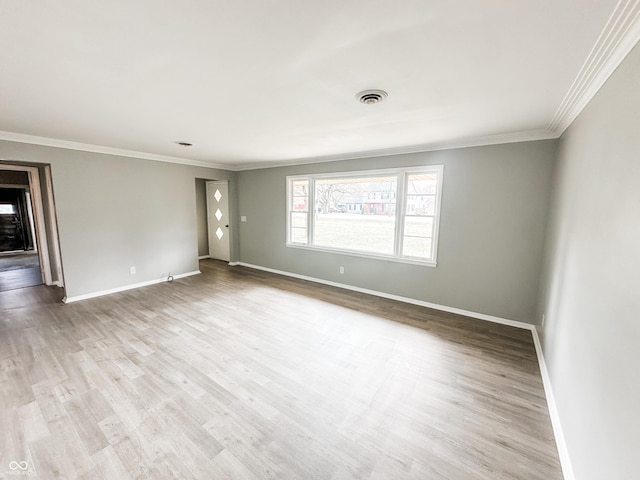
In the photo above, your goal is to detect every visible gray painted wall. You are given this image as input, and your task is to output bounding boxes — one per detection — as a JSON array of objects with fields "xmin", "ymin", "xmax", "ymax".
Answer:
[
  {"xmin": 537, "ymin": 43, "xmax": 640, "ymax": 480},
  {"xmin": 0, "ymin": 140, "xmax": 237, "ymax": 299},
  {"xmin": 238, "ymin": 140, "xmax": 557, "ymax": 323},
  {"xmin": 195, "ymin": 178, "xmax": 209, "ymax": 257}
]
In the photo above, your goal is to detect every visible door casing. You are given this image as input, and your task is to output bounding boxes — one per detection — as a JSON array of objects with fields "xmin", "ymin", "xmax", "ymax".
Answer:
[
  {"xmin": 206, "ymin": 180, "xmax": 231, "ymax": 262},
  {"xmin": 0, "ymin": 164, "xmax": 64, "ymax": 287}
]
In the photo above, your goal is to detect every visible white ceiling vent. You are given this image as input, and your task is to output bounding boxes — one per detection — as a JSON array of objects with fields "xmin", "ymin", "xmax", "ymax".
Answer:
[{"xmin": 356, "ymin": 89, "xmax": 388, "ymax": 104}]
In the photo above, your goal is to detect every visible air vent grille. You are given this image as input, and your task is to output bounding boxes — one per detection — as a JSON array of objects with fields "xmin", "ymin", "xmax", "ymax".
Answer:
[{"xmin": 356, "ymin": 89, "xmax": 388, "ymax": 104}]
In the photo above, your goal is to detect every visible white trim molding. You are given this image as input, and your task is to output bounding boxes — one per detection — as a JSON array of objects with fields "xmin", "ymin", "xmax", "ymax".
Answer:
[
  {"xmin": 233, "ymin": 262, "xmax": 532, "ymax": 330},
  {"xmin": 1, "ymin": 2, "xmax": 639, "ymax": 175},
  {"xmin": 548, "ymin": 0, "xmax": 640, "ymax": 134},
  {"xmin": 43, "ymin": 165, "xmax": 64, "ymax": 287},
  {"xmin": 231, "ymin": 261, "xmax": 574, "ymax": 479},
  {"xmin": 0, "ymin": 128, "xmax": 556, "ymax": 173},
  {"xmin": 531, "ymin": 328, "xmax": 576, "ymax": 480},
  {"xmin": 285, "ymin": 166, "xmax": 444, "ymax": 267},
  {"xmin": 0, "ymin": 163, "xmax": 56, "ymax": 286},
  {"xmin": 0, "ymin": 130, "xmax": 231, "ymax": 170},
  {"xmin": 198, "ymin": 255, "xmax": 211, "ymax": 260},
  {"xmin": 62, "ymin": 270, "xmax": 200, "ymax": 304},
  {"xmin": 233, "ymin": 129, "xmax": 556, "ymax": 171}
]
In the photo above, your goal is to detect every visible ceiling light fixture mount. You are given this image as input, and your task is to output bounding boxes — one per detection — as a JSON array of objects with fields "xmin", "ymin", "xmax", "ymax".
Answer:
[
  {"xmin": 175, "ymin": 141, "xmax": 193, "ymax": 147},
  {"xmin": 356, "ymin": 89, "xmax": 388, "ymax": 104}
]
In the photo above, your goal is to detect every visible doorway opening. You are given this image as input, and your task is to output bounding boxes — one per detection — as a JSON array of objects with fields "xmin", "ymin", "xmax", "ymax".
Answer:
[
  {"xmin": 0, "ymin": 181, "xmax": 41, "ymax": 290},
  {"xmin": 0, "ymin": 163, "xmax": 63, "ymax": 293},
  {"xmin": 206, "ymin": 180, "xmax": 231, "ymax": 262},
  {"xmin": 195, "ymin": 178, "xmax": 231, "ymax": 264}
]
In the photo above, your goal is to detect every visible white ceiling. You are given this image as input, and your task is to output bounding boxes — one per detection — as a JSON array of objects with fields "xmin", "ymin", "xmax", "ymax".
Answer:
[{"xmin": 0, "ymin": 0, "xmax": 636, "ymax": 170}]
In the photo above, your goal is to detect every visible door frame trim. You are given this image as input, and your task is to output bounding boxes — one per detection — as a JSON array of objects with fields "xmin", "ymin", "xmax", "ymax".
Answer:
[
  {"xmin": 0, "ymin": 164, "xmax": 61, "ymax": 286},
  {"xmin": 205, "ymin": 180, "xmax": 231, "ymax": 262}
]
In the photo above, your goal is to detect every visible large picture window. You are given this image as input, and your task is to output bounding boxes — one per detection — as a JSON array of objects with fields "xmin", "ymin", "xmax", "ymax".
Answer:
[{"xmin": 286, "ymin": 166, "xmax": 443, "ymax": 266}]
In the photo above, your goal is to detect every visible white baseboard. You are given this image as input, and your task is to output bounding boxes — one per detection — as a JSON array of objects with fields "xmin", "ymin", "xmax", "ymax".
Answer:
[
  {"xmin": 531, "ymin": 328, "xmax": 575, "ymax": 480},
  {"xmin": 228, "ymin": 261, "xmax": 240, "ymax": 266},
  {"xmin": 62, "ymin": 270, "xmax": 200, "ymax": 304},
  {"xmin": 198, "ymin": 255, "xmax": 210, "ymax": 260},
  {"xmin": 233, "ymin": 262, "xmax": 532, "ymax": 330},
  {"xmin": 233, "ymin": 261, "xmax": 574, "ymax": 479}
]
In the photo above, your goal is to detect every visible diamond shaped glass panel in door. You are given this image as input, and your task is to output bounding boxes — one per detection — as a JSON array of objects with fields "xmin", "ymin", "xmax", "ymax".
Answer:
[{"xmin": 206, "ymin": 181, "xmax": 231, "ymax": 262}]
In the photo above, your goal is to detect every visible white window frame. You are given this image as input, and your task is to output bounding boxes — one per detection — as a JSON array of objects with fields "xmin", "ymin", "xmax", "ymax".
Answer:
[{"xmin": 286, "ymin": 165, "xmax": 444, "ymax": 267}]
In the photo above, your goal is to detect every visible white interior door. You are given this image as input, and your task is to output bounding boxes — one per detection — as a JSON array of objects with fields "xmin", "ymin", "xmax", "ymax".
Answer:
[{"xmin": 206, "ymin": 181, "xmax": 230, "ymax": 262}]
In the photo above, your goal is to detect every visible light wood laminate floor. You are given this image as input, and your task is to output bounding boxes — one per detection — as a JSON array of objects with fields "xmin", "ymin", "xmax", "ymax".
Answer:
[{"xmin": 0, "ymin": 260, "xmax": 563, "ymax": 479}]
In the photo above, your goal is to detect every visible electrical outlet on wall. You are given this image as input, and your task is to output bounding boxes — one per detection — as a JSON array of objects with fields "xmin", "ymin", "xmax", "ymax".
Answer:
[
  {"xmin": 339, "ymin": 266, "xmax": 344, "ymax": 274},
  {"xmin": 241, "ymin": 216, "xmax": 247, "ymax": 222},
  {"xmin": 129, "ymin": 266, "xmax": 136, "ymax": 275}
]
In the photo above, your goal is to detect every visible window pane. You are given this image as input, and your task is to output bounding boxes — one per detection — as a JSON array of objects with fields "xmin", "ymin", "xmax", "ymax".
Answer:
[
  {"xmin": 292, "ymin": 181, "xmax": 308, "ymax": 196},
  {"xmin": 287, "ymin": 167, "xmax": 442, "ymax": 264},
  {"xmin": 289, "ymin": 178, "xmax": 309, "ymax": 244},
  {"xmin": 403, "ymin": 216, "xmax": 433, "ymax": 238},
  {"xmin": 291, "ymin": 179, "xmax": 309, "ymax": 212},
  {"xmin": 291, "ymin": 227, "xmax": 308, "ymax": 244},
  {"xmin": 292, "ymin": 197, "xmax": 308, "ymax": 211},
  {"xmin": 402, "ymin": 216, "xmax": 433, "ymax": 259},
  {"xmin": 407, "ymin": 174, "xmax": 438, "ymax": 194},
  {"xmin": 0, "ymin": 204, "xmax": 16, "ymax": 215},
  {"xmin": 315, "ymin": 214, "xmax": 396, "ymax": 255},
  {"xmin": 402, "ymin": 236, "xmax": 432, "ymax": 259},
  {"xmin": 314, "ymin": 176, "xmax": 397, "ymax": 255},
  {"xmin": 406, "ymin": 195, "xmax": 435, "ymax": 216},
  {"xmin": 291, "ymin": 212, "xmax": 307, "ymax": 228}
]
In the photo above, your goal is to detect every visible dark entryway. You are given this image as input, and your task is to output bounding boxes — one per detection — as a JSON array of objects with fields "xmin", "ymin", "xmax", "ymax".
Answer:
[
  {"xmin": 0, "ymin": 186, "xmax": 42, "ymax": 291},
  {"xmin": 0, "ymin": 188, "xmax": 35, "ymax": 252}
]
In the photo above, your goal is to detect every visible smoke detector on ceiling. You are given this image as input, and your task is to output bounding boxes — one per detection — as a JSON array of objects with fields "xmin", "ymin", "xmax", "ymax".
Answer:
[{"xmin": 356, "ymin": 89, "xmax": 388, "ymax": 104}]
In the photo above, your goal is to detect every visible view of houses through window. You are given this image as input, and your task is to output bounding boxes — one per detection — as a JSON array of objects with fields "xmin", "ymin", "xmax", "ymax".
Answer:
[{"xmin": 287, "ymin": 166, "xmax": 443, "ymax": 264}]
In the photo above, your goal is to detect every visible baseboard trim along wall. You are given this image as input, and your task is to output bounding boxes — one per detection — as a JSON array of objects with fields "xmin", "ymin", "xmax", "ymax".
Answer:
[
  {"xmin": 531, "ymin": 328, "xmax": 576, "ymax": 480},
  {"xmin": 235, "ymin": 262, "xmax": 531, "ymax": 328},
  {"xmin": 232, "ymin": 261, "xmax": 574, "ymax": 480},
  {"xmin": 198, "ymin": 255, "xmax": 211, "ymax": 260},
  {"xmin": 62, "ymin": 270, "xmax": 201, "ymax": 304}
]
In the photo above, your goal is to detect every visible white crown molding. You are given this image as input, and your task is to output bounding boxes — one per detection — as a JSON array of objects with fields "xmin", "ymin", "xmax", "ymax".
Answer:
[
  {"xmin": 0, "ymin": 128, "xmax": 558, "ymax": 172},
  {"xmin": 232, "ymin": 129, "xmax": 557, "ymax": 171},
  {"xmin": 549, "ymin": 0, "xmax": 640, "ymax": 134},
  {"xmin": 0, "ymin": 130, "xmax": 233, "ymax": 171},
  {"xmin": 2, "ymin": 2, "xmax": 639, "ymax": 173}
]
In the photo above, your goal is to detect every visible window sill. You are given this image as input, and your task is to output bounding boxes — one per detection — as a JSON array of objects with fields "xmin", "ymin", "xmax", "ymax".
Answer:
[{"xmin": 285, "ymin": 243, "xmax": 437, "ymax": 268}]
